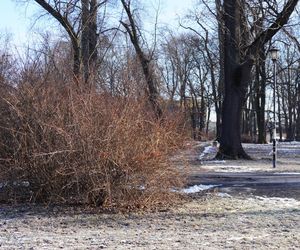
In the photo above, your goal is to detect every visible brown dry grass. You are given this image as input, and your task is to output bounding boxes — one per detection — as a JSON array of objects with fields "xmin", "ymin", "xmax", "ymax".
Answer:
[{"xmin": 0, "ymin": 83, "xmax": 187, "ymax": 210}]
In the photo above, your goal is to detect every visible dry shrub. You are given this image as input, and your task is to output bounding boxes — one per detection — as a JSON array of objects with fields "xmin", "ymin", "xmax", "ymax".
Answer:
[{"xmin": 0, "ymin": 84, "xmax": 187, "ymax": 209}]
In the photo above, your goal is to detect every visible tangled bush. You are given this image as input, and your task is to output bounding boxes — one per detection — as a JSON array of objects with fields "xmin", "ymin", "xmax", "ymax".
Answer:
[{"xmin": 0, "ymin": 84, "xmax": 187, "ymax": 209}]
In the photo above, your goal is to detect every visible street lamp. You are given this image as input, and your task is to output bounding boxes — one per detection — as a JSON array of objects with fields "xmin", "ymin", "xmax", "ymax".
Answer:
[{"xmin": 269, "ymin": 47, "xmax": 279, "ymax": 168}]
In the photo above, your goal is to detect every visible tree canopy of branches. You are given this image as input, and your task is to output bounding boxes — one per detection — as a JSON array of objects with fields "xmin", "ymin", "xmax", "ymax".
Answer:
[
  {"xmin": 34, "ymin": 0, "xmax": 106, "ymax": 85},
  {"xmin": 120, "ymin": 0, "xmax": 162, "ymax": 118}
]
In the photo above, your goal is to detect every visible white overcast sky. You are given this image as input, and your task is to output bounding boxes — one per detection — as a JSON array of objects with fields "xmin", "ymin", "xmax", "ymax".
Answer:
[{"xmin": 0, "ymin": 0, "xmax": 195, "ymax": 51}]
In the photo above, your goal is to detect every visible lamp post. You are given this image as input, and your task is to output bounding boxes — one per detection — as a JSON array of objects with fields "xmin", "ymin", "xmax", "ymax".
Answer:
[{"xmin": 269, "ymin": 47, "xmax": 279, "ymax": 168}]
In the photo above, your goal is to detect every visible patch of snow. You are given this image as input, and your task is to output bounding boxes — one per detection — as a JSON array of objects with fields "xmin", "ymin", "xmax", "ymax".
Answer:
[
  {"xmin": 198, "ymin": 146, "xmax": 217, "ymax": 160},
  {"xmin": 217, "ymin": 192, "xmax": 232, "ymax": 198},
  {"xmin": 242, "ymin": 143, "xmax": 270, "ymax": 148},
  {"xmin": 277, "ymin": 148, "xmax": 300, "ymax": 151},
  {"xmin": 203, "ymin": 160, "xmax": 226, "ymax": 164},
  {"xmin": 0, "ymin": 181, "xmax": 30, "ymax": 189},
  {"xmin": 273, "ymin": 172, "xmax": 300, "ymax": 175},
  {"xmin": 12, "ymin": 181, "xmax": 30, "ymax": 187},
  {"xmin": 181, "ymin": 184, "xmax": 219, "ymax": 194},
  {"xmin": 280, "ymin": 141, "xmax": 300, "ymax": 145}
]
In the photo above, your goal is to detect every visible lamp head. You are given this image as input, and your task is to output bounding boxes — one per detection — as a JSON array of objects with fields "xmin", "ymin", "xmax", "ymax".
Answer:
[{"xmin": 269, "ymin": 47, "xmax": 279, "ymax": 61}]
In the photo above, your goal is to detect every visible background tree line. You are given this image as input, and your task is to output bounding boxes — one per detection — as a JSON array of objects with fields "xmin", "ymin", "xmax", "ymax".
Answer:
[
  {"xmin": 1, "ymin": 0, "xmax": 299, "ymax": 145},
  {"xmin": 0, "ymin": 0, "xmax": 299, "ymax": 205}
]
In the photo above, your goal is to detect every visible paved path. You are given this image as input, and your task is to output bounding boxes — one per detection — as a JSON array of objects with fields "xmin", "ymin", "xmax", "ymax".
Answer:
[{"xmin": 188, "ymin": 172, "xmax": 300, "ymax": 199}]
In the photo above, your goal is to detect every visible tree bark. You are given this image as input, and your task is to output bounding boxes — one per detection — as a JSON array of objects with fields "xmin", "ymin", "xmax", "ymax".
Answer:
[
  {"xmin": 216, "ymin": 0, "xmax": 299, "ymax": 159},
  {"xmin": 81, "ymin": 0, "xmax": 90, "ymax": 83},
  {"xmin": 216, "ymin": 0, "xmax": 252, "ymax": 159},
  {"xmin": 215, "ymin": 0, "xmax": 224, "ymax": 141},
  {"xmin": 81, "ymin": 0, "xmax": 98, "ymax": 85},
  {"xmin": 89, "ymin": 0, "xmax": 98, "ymax": 63}
]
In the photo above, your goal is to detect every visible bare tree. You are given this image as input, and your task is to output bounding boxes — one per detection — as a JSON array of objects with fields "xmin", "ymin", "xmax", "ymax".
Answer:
[
  {"xmin": 216, "ymin": 0, "xmax": 299, "ymax": 159},
  {"xmin": 34, "ymin": 0, "xmax": 81, "ymax": 78},
  {"xmin": 33, "ymin": 0, "xmax": 105, "ymax": 85},
  {"xmin": 120, "ymin": 0, "xmax": 162, "ymax": 118}
]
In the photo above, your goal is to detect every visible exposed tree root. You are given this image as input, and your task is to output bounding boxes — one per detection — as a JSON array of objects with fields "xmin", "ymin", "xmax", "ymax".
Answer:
[{"xmin": 215, "ymin": 147, "xmax": 252, "ymax": 160}]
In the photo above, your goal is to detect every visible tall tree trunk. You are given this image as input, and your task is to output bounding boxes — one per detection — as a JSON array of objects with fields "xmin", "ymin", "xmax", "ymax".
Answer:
[
  {"xmin": 81, "ymin": 0, "xmax": 90, "ymax": 84},
  {"xmin": 89, "ymin": 0, "xmax": 98, "ymax": 64},
  {"xmin": 216, "ymin": 0, "xmax": 251, "ymax": 159},
  {"xmin": 72, "ymin": 42, "xmax": 81, "ymax": 77},
  {"xmin": 81, "ymin": 0, "xmax": 99, "ymax": 85},
  {"xmin": 217, "ymin": 61, "xmax": 253, "ymax": 159},
  {"xmin": 216, "ymin": 0, "xmax": 298, "ymax": 159},
  {"xmin": 215, "ymin": 0, "xmax": 224, "ymax": 141},
  {"xmin": 179, "ymin": 80, "xmax": 186, "ymax": 109}
]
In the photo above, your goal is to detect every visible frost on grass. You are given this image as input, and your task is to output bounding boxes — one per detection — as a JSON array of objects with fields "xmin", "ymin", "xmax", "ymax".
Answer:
[
  {"xmin": 249, "ymin": 196, "xmax": 300, "ymax": 208},
  {"xmin": 202, "ymin": 165, "xmax": 263, "ymax": 172}
]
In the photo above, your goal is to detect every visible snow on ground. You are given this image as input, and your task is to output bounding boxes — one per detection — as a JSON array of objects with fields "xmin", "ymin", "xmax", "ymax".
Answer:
[
  {"xmin": 216, "ymin": 192, "xmax": 232, "ymax": 198},
  {"xmin": 201, "ymin": 164, "xmax": 265, "ymax": 172},
  {"xmin": 181, "ymin": 184, "xmax": 219, "ymax": 194},
  {"xmin": 196, "ymin": 142, "xmax": 300, "ymax": 173},
  {"xmin": 273, "ymin": 172, "xmax": 300, "ymax": 175},
  {"xmin": 198, "ymin": 145, "xmax": 217, "ymax": 160},
  {"xmin": 204, "ymin": 160, "xmax": 226, "ymax": 164},
  {"xmin": 280, "ymin": 141, "xmax": 300, "ymax": 145}
]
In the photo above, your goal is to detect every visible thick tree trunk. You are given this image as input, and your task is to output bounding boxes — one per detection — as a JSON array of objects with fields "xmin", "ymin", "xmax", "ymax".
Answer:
[
  {"xmin": 81, "ymin": 0, "xmax": 98, "ymax": 85},
  {"xmin": 72, "ymin": 42, "xmax": 81, "ymax": 77},
  {"xmin": 89, "ymin": 0, "xmax": 98, "ymax": 63},
  {"xmin": 216, "ymin": 0, "xmax": 298, "ymax": 159},
  {"xmin": 216, "ymin": 62, "xmax": 253, "ymax": 159},
  {"xmin": 216, "ymin": 0, "xmax": 252, "ymax": 159}
]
